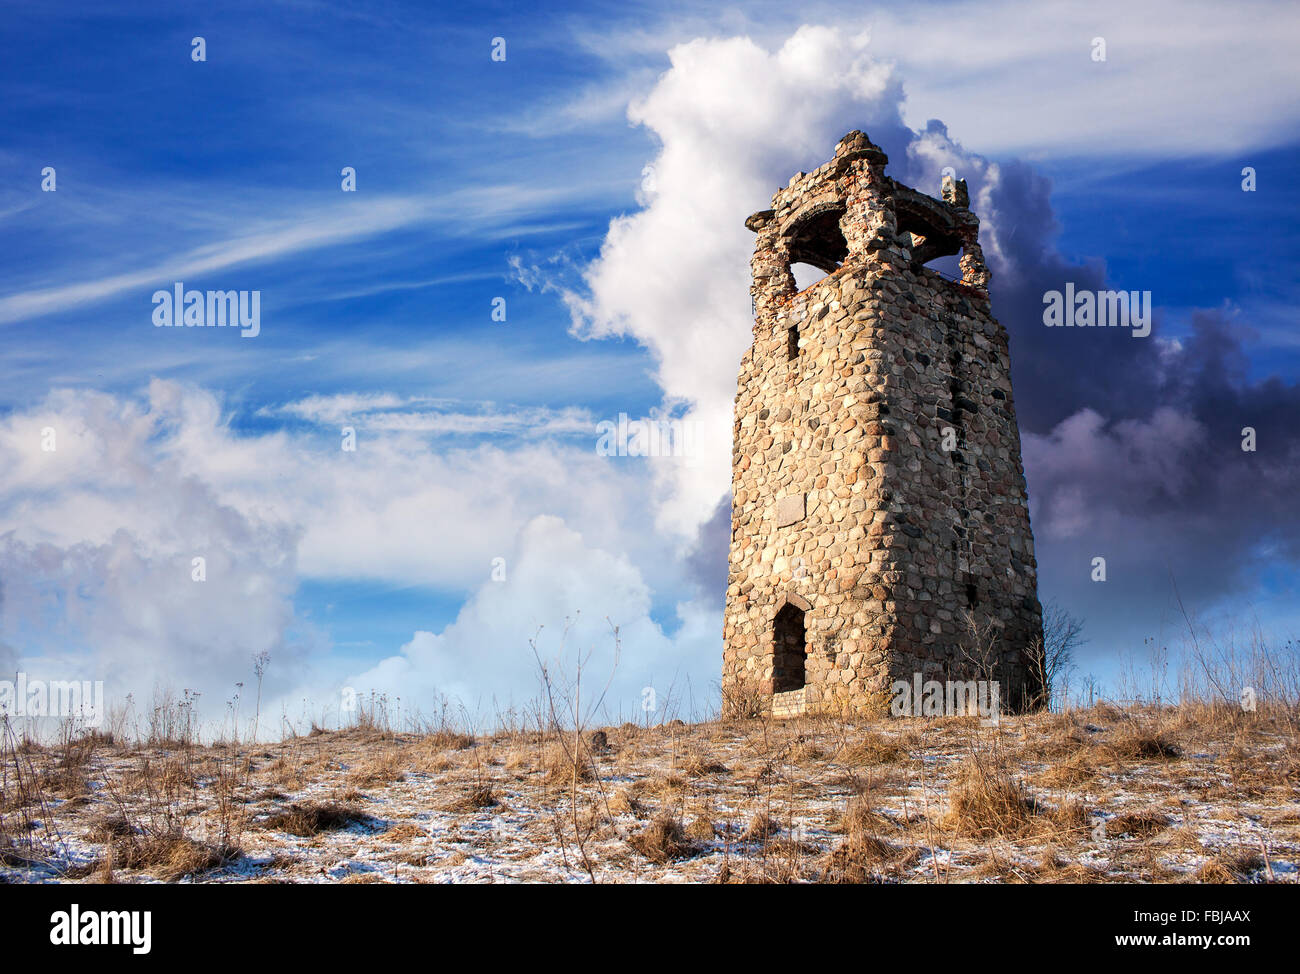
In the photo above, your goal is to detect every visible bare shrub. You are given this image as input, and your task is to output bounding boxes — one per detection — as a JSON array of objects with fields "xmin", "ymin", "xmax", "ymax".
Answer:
[{"xmin": 721, "ymin": 677, "xmax": 765, "ymax": 719}]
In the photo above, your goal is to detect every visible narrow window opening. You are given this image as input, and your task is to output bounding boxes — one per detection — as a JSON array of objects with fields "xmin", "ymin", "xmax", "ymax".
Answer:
[
  {"xmin": 773, "ymin": 603, "xmax": 807, "ymax": 693},
  {"xmin": 787, "ymin": 325, "xmax": 799, "ymax": 361}
]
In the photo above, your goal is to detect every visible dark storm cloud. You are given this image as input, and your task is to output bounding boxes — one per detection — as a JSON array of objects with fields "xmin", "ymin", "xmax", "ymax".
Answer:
[
  {"xmin": 686, "ymin": 495, "xmax": 731, "ymax": 603},
  {"xmin": 976, "ymin": 157, "xmax": 1300, "ymax": 653}
]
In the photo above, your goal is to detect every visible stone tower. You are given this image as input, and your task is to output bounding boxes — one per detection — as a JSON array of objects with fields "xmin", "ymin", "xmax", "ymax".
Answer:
[{"xmin": 722, "ymin": 131, "xmax": 1044, "ymax": 718}]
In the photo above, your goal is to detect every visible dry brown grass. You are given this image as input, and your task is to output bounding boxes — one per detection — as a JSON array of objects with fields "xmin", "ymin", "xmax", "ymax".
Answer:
[
  {"xmin": 1038, "ymin": 749, "xmax": 1100, "ymax": 787},
  {"xmin": 741, "ymin": 811, "xmax": 782, "ymax": 842},
  {"xmin": 441, "ymin": 785, "xmax": 498, "ymax": 812},
  {"xmin": 5, "ymin": 694, "xmax": 1299, "ymax": 884},
  {"xmin": 1191, "ymin": 849, "xmax": 1265, "ymax": 883},
  {"xmin": 835, "ymin": 731, "xmax": 906, "ymax": 765},
  {"xmin": 1191, "ymin": 859, "xmax": 1238, "ymax": 883},
  {"xmin": 788, "ymin": 738, "xmax": 825, "ymax": 764},
  {"xmin": 721, "ymin": 832, "xmax": 821, "ymax": 884},
  {"xmin": 122, "ymin": 754, "xmax": 197, "ymax": 794},
  {"xmin": 1109, "ymin": 725, "xmax": 1183, "ymax": 761},
  {"xmin": 384, "ymin": 823, "xmax": 427, "ymax": 842},
  {"xmin": 423, "ymin": 731, "xmax": 476, "ymax": 751},
  {"xmin": 41, "ymin": 764, "xmax": 91, "ymax": 800},
  {"xmin": 685, "ymin": 816, "xmax": 717, "ymax": 841},
  {"xmin": 112, "ymin": 831, "xmax": 238, "ymax": 881},
  {"xmin": 821, "ymin": 833, "xmax": 910, "ymax": 883},
  {"xmin": 262, "ymin": 754, "xmax": 309, "ymax": 789},
  {"xmin": 1040, "ymin": 798, "xmax": 1091, "ymax": 840},
  {"xmin": 350, "ymin": 749, "xmax": 408, "ymax": 787},
  {"xmin": 830, "ymin": 795, "xmax": 892, "ymax": 835},
  {"xmin": 628, "ymin": 814, "xmax": 697, "ymax": 863},
  {"xmin": 819, "ymin": 791, "xmax": 921, "ymax": 882},
  {"xmin": 262, "ymin": 801, "xmax": 368, "ymax": 836},
  {"xmin": 1107, "ymin": 809, "xmax": 1170, "ymax": 838},
  {"xmin": 1025, "ymin": 719, "xmax": 1095, "ymax": 760},
  {"xmin": 85, "ymin": 813, "xmax": 135, "ymax": 843},
  {"xmin": 644, "ymin": 772, "xmax": 686, "ymax": 796},
  {"xmin": 1023, "ymin": 850, "xmax": 1108, "ymax": 883},
  {"xmin": 544, "ymin": 742, "xmax": 594, "ymax": 784},
  {"xmin": 681, "ymin": 752, "xmax": 729, "ymax": 777},
  {"xmin": 608, "ymin": 788, "xmax": 646, "ymax": 818},
  {"xmin": 945, "ymin": 755, "xmax": 1040, "ymax": 838}
]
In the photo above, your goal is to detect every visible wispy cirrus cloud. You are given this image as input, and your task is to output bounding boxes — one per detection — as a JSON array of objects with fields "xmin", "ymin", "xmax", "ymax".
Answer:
[
  {"xmin": 0, "ymin": 197, "xmax": 435, "ymax": 325},
  {"xmin": 0, "ymin": 181, "xmax": 588, "ymax": 326},
  {"xmin": 269, "ymin": 393, "xmax": 597, "ymax": 438}
]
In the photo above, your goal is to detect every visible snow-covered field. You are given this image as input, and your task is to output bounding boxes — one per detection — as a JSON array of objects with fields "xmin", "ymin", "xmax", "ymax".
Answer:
[{"xmin": 3, "ymin": 704, "xmax": 1297, "ymax": 883}]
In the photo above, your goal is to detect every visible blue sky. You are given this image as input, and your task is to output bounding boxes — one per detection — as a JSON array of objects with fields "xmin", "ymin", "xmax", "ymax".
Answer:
[{"xmin": 2, "ymin": 1, "xmax": 1299, "ymax": 727}]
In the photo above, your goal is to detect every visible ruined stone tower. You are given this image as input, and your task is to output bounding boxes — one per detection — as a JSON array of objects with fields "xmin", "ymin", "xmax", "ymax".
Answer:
[{"xmin": 722, "ymin": 131, "xmax": 1044, "ymax": 718}]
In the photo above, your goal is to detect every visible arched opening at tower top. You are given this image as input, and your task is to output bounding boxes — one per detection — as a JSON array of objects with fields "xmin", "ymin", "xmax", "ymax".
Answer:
[
  {"xmin": 894, "ymin": 198, "xmax": 962, "ymax": 278},
  {"xmin": 772, "ymin": 603, "xmax": 807, "ymax": 693},
  {"xmin": 785, "ymin": 205, "xmax": 847, "ymax": 291}
]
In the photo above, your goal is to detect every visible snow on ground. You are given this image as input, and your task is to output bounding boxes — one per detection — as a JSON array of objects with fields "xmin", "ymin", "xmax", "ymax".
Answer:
[{"xmin": 2, "ymin": 705, "xmax": 1297, "ymax": 883}]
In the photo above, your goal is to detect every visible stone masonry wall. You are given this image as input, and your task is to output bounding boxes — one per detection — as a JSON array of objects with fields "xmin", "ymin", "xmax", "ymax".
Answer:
[{"xmin": 722, "ymin": 131, "xmax": 1044, "ymax": 718}]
